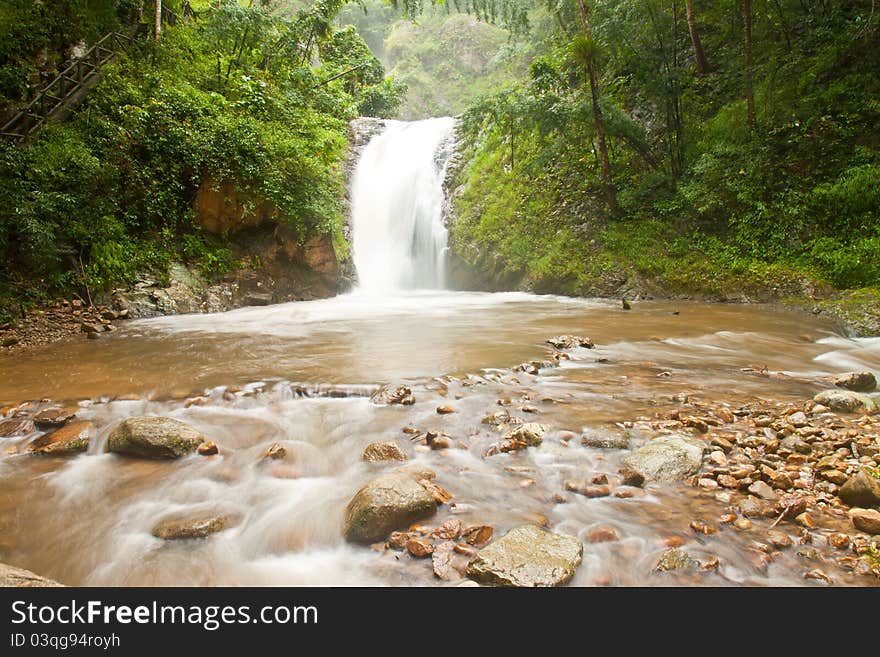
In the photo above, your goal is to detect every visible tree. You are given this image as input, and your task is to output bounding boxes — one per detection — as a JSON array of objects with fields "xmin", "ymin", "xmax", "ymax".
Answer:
[
  {"xmin": 684, "ymin": 0, "xmax": 710, "ymax": 74},
  {"xmin": 155, "ymin": 0, "xmax": 162, "ymax": 42},
  {"xmin": 742, "ymin": 0, "xmax": 756, "ymax": 129},
  {"xmin": 574, "ymin": 0, "xmax": 617, "ymax": 213}
]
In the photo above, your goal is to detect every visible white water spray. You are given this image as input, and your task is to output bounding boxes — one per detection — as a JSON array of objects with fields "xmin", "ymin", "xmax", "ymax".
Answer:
[{"xmin": 350, "ymin": 117, "xmax": 456, "ymax": 293}]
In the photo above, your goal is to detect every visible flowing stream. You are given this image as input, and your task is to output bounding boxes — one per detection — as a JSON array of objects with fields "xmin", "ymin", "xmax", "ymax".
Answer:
[{"xmin": 0, "ymin": 119, "xmax": 878, "ymax": 586}]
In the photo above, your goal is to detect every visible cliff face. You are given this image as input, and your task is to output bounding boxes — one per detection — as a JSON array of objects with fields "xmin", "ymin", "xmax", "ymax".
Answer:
[{"xmin": 97, "ymin": 177, "xmax": 342, "ymax": 319}]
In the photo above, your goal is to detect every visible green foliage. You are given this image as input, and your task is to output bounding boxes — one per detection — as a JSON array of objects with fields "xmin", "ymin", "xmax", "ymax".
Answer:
[
  {"xmin": 450, "ymin": 0, "xmax": 880, "ymax": 299},
  {"xmin": 0, "ymin": 0, "xmax": 406, "ymax": 303}
]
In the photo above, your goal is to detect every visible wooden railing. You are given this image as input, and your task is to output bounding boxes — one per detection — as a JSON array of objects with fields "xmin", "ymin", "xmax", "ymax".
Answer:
[
  {"xmin": 0, "ymin": 3, "xmax": 198, "ymax": 143},
  {"xmin": 0, "ymin": 31, "xmax": 136, "ymax": 142}
]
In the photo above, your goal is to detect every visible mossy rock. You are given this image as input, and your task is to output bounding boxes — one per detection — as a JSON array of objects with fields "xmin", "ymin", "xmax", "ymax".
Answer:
[{"xmin": 108, "ymin": 416, "xmax": 205, "ymax": 459}]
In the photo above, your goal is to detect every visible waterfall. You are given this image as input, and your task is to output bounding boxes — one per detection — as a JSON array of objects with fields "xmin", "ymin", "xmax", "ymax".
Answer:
[{"xmin": 350, "ymin": 117, "xmax": 456, "ymax": 293}]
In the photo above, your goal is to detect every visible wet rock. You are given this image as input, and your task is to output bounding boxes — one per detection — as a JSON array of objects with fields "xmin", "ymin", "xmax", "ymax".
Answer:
[
  {"xmin": 620, "ymin": 433, "xmax": 705, "ymax": 483},
  {"xmin": 618, "ymin": 466, "xmax": 645, "ymax": 488},
  {"xmin": 466, "ymin": 525, "xmax": 583, "ymax": 587},
  {"xmin": 849, "ymin": 508, "xmax": 880, "ymax": 535},
  {"xmin": 0, "ymin": 417, "xmax": 35, "ymax": 437},
  {"xmin": 108, "ymin": 416, "xmax": 205, "ymax": 459},
  {"xmin": 565, "ymin": 481, "xmax": 611, "ymax": 498},
  {"xmin": 780, "ymin": 436, "xmax": 812, "ymax": 454},
  {"xmin": 386, "ymin": 531, "xmax": 413, "ymax": 550},
  {"xmin": 33, "ymin": 407, "xmax": 76, "ymax": 428},
  {"xmin": 581, "ymin": 431, "xmax": 629, "ymax": 449},
  {"xmin": 426, "ymin": 432, "xmax": 452, "ymax": 450},
  {"xmin": 795, "ymin": 513, "xmax": 816, "ymax": 529},
  {"xmin": 734, "ymin": 518, "xmax": 753, "ymax": 530},
  {"xmin": 432, "ymin": 541, "xmax": 464, "ymax": 580},
  {"xmin": 828, "ymin": 533, "xmax": 851, "ymax": 549},
  {"xmin": 788, "ymin": 411, "xmax": 808, "ymax": 428},
  {"xmin": 838, "ymin": 469, "xmax": 880, "ymax": 508},
  {"xmin": 406, "ymin": 537, "xmax": 434, "ymax": 558},
  {"xmin": 343, "ymin": 473, "xmax": 437, "ymax": 544},
  {"xmin": 740, "ymin": 495, "xmax": 775, "ymax": 518},
  {"xmin": 419, "ymin": 479, "xmax": 453, "ymax": 504},
  {"xmin": 370, "ymin": 385, "xmax": 415, "ymax": 406},
  {"xmin": 766, "ymin": 530, "xmax": 793, "ymax": 549},
  {"xmin": 152, "ymin": 512, "xmax": 239, "ymax": 540},
  {"xmin": 27, "ymin": 421, "xmax": 92, "ymax": 455},
  {"xmin": 803, "ymin": 569, "xmax": 833, "ymax": 584},
  {"xmin": 429, "ymin": 519, "xmax": 462, "ymax": 540},
  {"xmin": 748, "ymin": 480, "xmax": 779, "ymax": 501},
  {"xmin": 462, "ymin": 525, "xmax": 493, "ymax": 547},
  {"xmin": 689, "ymin": 521, "xmax": 717, "ymax": 535},
  {"xmin": 546, "ymin": 335, "xmax": 594, "ymax": 350},
  {"xmin": 501, "ymin": 422, "xmax": 547, "ymax": 447},
  {"xmin": 833, "ymin": 371, "xmax": 877, "ymax": 393},
  {"xmin": 80, "ymin": 323, "xmax": 101, "ymax": 334},
  {"xmin": 362, "ymin": 442, "xmax": 408, "ymax": 463},
  {"xmin": 197, "ymin": 441, "xmax": 219, "ymax": 456},
  {"xmin": 262, "ymin": 442, "xmax": 287, "ymax": 460},
  {"xmin": 653, "ymin": 548, "xmax": 698, "ymax": 573},
  {"xmin": 436, "ymin": 405, "xmax": 456, "ymax": 415},
  {"xmin": 812, "ymin": 390, "xmax": 876, "ymax": 414},
  {"xmin": 0, "ymin": 563, "xmax": 63, "ymax": 587},
  {"xmin": 821, "ymin": 469, "xmax": 848, "ymax": 486},
  {"xmin": 587, "ymin": 527, "xmax": 619, "ymax": 543}
]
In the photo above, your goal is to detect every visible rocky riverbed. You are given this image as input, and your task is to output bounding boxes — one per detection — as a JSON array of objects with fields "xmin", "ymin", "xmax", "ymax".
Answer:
[{"xmin": 1, "ymin": 329, "xmax": 877, "ymax": 587}]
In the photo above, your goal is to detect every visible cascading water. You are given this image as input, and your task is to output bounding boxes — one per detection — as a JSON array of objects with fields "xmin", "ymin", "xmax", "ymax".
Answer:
[{"xmin": 350, "ymin": 117, "xmax": 457, "ymax": 293}]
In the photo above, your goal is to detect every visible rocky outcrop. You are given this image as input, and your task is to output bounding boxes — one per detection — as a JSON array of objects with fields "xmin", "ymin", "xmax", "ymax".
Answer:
[
  {"xmin": 0, "ymin": 563, "xmax": 63, "ymax": 587},
  {"xmin": 343, "ymin": 473, "xmax": 437, "ymax": 544},
  {"xmin": 621, "ymin": 434, "xmax": 706, "ymax": 483},
  {"xmin": 813, "ymin": 389, "xmax": 876, "ymax": 414},
  {"xmin": 194, "ymin": 178, "xmax": 277, "ymax": 235},
  {"xmin": 466, "ymin": 525, "xmax": 583, "ymax": 587},
  {"xmin": 108, "ymin": 416, "xmax": 205, "ymax": 459}
]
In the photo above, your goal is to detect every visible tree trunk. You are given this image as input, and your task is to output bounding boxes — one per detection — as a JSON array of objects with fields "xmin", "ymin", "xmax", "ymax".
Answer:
[
  {"xmin": 742, "ymin": 0, "xmax": 756, "ymax": 129},
  {"xmin": 575, "ymin": 0, "xmax": 618, "ymax": 214},
  {"xmin": 685, "ymin": 0, "xmax": 710, "ymax": 74},
  {"xmin": 155, "ymin": 0, "xmax": 162, "ymax": 42}
]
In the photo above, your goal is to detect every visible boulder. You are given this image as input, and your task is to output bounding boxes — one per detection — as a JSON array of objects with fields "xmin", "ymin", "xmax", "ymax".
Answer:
[
  {"xmin": 849, "ymin": 508, "xmax": 880, "ymax": 535},
  {"xmin": 28, "ymin": 421, "xmax": 92, "ymax": 455},
  {"xmin": 501, "ymin": 422, "xmax": 547, "ymax": 447},
  {"xmin": 362, "ymin": 442, "xmax": 408, "ymax": 463},
  {"xmin": 343, "ymin": 473, "xmax": 437, "ymax": 544},
  {"xmin": 466, "ymin": 525, "xmax": 583, "ymax": 587},
  {"xmin": 812, "ymin": 390, "xmax": 876, "ymax": 414},
  {"xmin": 152, "ymin": 512, "xmax": 240, "ymax": 540},
  {"xmin": 839, "ymin": 470, "xmax": 880, "ymax": 508},
  {"xmin": 833, "ymin": 371, "xmax": 877, "ymax": 393},
  {"xmin": 108, "ymin": 416, "xmax": 205, "ymax": 459},
  {"xmin": 0, "ymin": 563, "xmax": 63, "ymax": 587},
  {"xmin": 621, "ymin": 434, "xmax": 706, "ymax": 483}
]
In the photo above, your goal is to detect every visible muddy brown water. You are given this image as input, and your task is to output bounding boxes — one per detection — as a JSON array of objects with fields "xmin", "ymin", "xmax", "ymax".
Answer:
[{"xmin": 0, "ymin": 291, "xmax": 878, "ymax": 586}]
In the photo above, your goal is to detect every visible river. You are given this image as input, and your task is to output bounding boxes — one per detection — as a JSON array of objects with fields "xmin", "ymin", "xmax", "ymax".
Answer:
[{"xmin": 0, "ymin": 118, "xmax": 878, "ymax": 587}]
